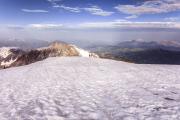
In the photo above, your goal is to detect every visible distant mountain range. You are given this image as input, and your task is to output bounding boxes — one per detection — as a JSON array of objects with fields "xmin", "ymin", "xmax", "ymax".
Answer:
[
  {"xmin": 0, "ymin": 42, "xmax": 98, "ymax": 69},
  {"xmin": 2, "ymin": 39, "xmax": 180, "ymax": 65},
  {"xmin": 88, "ymin": 40, "xmax": 180, "ymax": 64},
  {"xmin": 0, "ymin": 39, "xmax": 50, "ymax": 50}
]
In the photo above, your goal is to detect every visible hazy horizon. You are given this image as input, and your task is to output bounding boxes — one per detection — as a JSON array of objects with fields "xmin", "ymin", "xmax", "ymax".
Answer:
[{"xmin": 0, "ymin": 0, "xmax": 180, "ymax": 46}]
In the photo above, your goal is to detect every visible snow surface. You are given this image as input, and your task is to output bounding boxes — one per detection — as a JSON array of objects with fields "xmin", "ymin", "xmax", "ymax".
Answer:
[
  {"xmin": 73, "ymin": 46, "xmax": 90, "ymax": 57},
  {"xmin": 0, "ymin": 57, "xmax": 180, "ymax": 120}
]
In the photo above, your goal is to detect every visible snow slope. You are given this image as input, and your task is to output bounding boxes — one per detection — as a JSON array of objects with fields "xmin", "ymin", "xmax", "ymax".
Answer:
[
  {"xmin": 73, "ymin": 45, "xmax": 90, "ymax": 57},
  {"xmin": 0, "ymin": 57, "xmax": 180, "ymax": 119}
]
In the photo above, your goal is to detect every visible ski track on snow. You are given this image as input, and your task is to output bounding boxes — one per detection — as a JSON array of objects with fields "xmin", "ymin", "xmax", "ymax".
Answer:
[{"xmin": 0, "ymin": 57, "xmax": 180, "ymax": 119}]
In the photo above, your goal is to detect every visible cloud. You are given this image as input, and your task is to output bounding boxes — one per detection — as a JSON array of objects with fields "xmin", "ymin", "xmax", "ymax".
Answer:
[
  {"xmin": 47, "ymin": 0, "xmax": 62, "ymax": 4},
  {"xmin": 3, "ymin": 22, "xmax": 180, "ymax": 45},
  {"xmin": 50, "ymin": 3, "xmax": 113, "ymax": 16},
  {"xmin": 83, "ymin": 6, "xmax": 114, "ymax": 16},
  {"xmin": 48, "ymin": 0, "xmax": 81, "ymax": 13},
  {"xmin": 125, "ymin": 15, "xmax": 138, "ymax": 19},
  {"xmin": 28, "ymin": 24, "xmax": 64, "ymax": 29},
  {"xmin": 47, "ymin": 0, "xmax": 62, "ymax": 2},
  {"xmin": 7, "ymin": 25, "xmax": 24, "ymax": 30},
  {"xmin": 47, "ymin": 0, "xmax": 80, "ymax": 13},
  {"xmin": 58, "ymin": 5, "xmax": 81, "ymax": 13},
  {"xmin": 6, "ymin": 21, "xmax": 180, "ymax": 31},
  {"xmin": 46, "ymin": 0, "xmax": 113, "ymax": 16},
  {"xmin": 114, "ymin": 19, "xmax": 129, "ymax": 22},
  {"xmin": 22, "ymin": 9, "xmax": 48, "ymax": 13},
  {"xmin": 78, "ymin": 21, "xmax": 180, "ymax": 30},
  {"xmin": 165, "ymin": 17, "xmax": 179, "ymax": 21},
  {"xmin": 115, "ymin": 0, "xmax": 180, "ymax": 15}
]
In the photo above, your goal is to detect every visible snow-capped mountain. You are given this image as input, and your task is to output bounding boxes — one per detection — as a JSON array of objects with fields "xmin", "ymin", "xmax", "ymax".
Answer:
[
  {"xmin": 0, "ymin": 42, "xmax": 98, "ymax": 69},
  {"xmin": 0, "ymin": 57, "xmax": 179, "ymax": 119},
  {"xmin": 0, "ymin": 47, "xmax": 25, "ymax": 68},
  {"xmin": 37, "ymin": 42, "xmax": 98, "ymax": 58},
  {"xmin": 0, "ymin": 47, "xmax": 13, "ymax": 58}
]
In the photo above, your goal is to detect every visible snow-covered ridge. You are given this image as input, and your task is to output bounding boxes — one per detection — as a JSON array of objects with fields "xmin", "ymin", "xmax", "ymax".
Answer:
[
  {"xmin": 72, "ymin": 45, "xmax": 90, "ymax": 57},
  {"xmin": 0, "ymin": 58, "xmax": 17, "ymax": 67},
  {"xmin": 0, "ymin": 42, "xmax": 99, "ymax": 69},
  {"xmin": 0, "ymin": 47, "xmax": 18, "ymax": 58},
  {"xmin": 0, "ymin": 47, "xmax": 24, "ymax": 69},
  {"xmin": 37, "ymin": 42, "xmax": 99, "ymax": 58},
  {"xmin": 72, "ymin": 45, "xmax": 99, "ymax": 58},
  {"xmin": 0, "ymin": 57, "xmax": 180, "ymax": 119}
]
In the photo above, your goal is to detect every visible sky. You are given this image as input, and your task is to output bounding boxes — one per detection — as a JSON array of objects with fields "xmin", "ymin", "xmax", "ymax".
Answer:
[{"xmin": 0, "ymin": 0, "xmax": 180, "ymax": 46}]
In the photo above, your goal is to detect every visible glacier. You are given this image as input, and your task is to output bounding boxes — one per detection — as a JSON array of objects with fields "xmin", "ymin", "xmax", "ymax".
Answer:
[{"xmin": 0, "ymin": 57, "xmax": 180, "ymax": 120}]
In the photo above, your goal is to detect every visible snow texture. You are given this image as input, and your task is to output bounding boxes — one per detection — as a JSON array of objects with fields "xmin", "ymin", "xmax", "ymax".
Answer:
[
  {"xmin": 73, "ymin": 46, "xmax": 90, "ymax": 57},
  {"xmin": 0, "ymin": 58, "xmax": 17, "ymax": 67},
  {"xmin": 0, "ymin": 47, "xmax": 14, "ymax": 58},
  {"xmin": 0, "ymin": 57, "xmax": 180, "ymax": 120}
]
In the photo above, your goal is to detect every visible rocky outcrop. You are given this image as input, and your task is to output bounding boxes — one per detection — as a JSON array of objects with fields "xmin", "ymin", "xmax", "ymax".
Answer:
[
  {"xmin": 11, "ymin": 42, "xmax": 80, "ymax": 67},
  {"xmin": 0, "ymin": 48, "xmax": 25, "ymax": 68}
]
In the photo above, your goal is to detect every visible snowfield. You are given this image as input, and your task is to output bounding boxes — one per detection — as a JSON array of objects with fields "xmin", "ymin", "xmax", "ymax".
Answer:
[{"xmin": 0, "ymin": 57, "xmax": 180, "ymax": 120}]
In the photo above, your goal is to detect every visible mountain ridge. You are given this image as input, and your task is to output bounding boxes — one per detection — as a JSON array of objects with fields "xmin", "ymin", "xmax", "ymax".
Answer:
[
  {"xmin": 89, "ymin": 40, "xmax": 180, "ymax": 64},
  {"xmin": 0, "ymin": 41, "xmax": 98, "ymax": 69}
]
